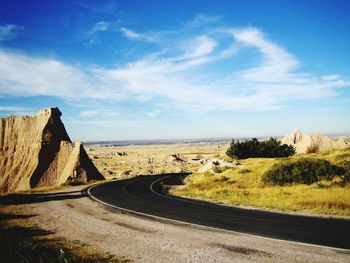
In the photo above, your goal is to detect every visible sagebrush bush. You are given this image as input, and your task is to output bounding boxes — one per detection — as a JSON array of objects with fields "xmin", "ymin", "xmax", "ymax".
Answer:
[
  {"xmin": 262, "ymin": 158, "xmax": 345, "ymax": 185},
  {"xmin": 306, "ymin": 142, "xmax": 319, "ymax": 154}
]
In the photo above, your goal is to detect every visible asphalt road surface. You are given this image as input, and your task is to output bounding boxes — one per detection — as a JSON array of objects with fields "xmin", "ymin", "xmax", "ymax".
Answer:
[{"xmin": 88, "ymin": 174, "xmax": 350, "ymax": 250}]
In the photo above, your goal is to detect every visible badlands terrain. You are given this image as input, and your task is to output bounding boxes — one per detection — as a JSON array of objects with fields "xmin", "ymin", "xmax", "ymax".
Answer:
[
  {"xmin": 86, "ymin": 134, "xmax": 350, "ymax": 216},
  {"xmin": 86, "ymin": 130, "xmax": 350, "ymax": 181},
  {"xmin": 2, "ymin": 139, "xmax": 350, "ymax": 262},
  {"xmin": 85, "ymin": 141, "xmax": 229, "ymax": 180},
  {"xmin": 1, "ymin": 109, "xmax": 350, "ymax": 262}
]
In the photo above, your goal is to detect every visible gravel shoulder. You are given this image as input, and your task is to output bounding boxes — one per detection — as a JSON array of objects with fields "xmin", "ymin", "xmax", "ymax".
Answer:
[{"xmin": 3, "ymin": 184, "xmax": 350, "ymax": 263}]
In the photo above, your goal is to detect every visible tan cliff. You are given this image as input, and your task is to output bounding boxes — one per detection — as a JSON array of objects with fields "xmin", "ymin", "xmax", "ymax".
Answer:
[{"xmin": 0, "ymin": 108, "xmax": 104, "ymax": 194}]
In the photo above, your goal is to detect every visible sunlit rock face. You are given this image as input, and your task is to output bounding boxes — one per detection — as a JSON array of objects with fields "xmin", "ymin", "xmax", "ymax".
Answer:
[
  {"xmin": 0, "ymin": 107, "xmax": 104, "ymax": 194},
  {"xmin": 281, "ymin": 129, "xmax": 348, "ymax": 153}
]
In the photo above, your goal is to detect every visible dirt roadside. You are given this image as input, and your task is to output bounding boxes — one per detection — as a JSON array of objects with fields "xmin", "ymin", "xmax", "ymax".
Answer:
[{"xmin": 1, "ymin": 184, "xmax": 349, "ymax": 263}]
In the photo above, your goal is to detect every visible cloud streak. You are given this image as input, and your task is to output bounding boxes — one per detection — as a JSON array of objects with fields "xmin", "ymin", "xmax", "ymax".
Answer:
[
  {"xmin": 0, "ymin": 24, "xmax": 22, "ymax": 41},
  {"xmin": 0, "ymin": 106, "xmax": 33, "ymax": 116},
  {"xmin": 0, "ymin": 23, "xmax": 348, "ymax": 112},
  {"xmin": 80, "ymin": 109, "xmax": 119, "ymax": 117},
  {"xmin": 0, "ymin": 106, "xmax": 32, "ymax": 112},
  {"xmin": 120, "ymin": 27, "xmax": 160, "ymax": 43}
]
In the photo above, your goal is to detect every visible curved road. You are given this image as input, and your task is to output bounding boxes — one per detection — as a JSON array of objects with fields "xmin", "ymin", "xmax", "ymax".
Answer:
[{"xmin": 88, "ymin": 174, "xmax": 350, "ymax": 250}]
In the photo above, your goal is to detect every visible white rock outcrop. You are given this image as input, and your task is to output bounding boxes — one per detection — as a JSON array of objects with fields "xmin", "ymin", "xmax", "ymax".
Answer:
[
  {"xmin": 281, "ymin": 129, "xmax": 348, "ymax": 153},
  {"xmin": 197, "ymin": 158, "xmax": 236, "ymax": 173}
]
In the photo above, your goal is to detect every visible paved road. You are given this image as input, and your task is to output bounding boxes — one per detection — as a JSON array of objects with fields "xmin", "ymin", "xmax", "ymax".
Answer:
[{"xmin": 88, "ymin": 174, "xmax": 350, "ymax": 250}]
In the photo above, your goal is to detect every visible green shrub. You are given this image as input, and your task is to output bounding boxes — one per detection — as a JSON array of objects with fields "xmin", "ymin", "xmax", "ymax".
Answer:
[
  {"xmin": 339, "ymin": 160, "xmax": 350, "ymax": 172},
  {"xmin": 339, "ymin": 161, "xmax": 350, "ymax": 186},
  {"xmin": 262, "ymin": 158, "xmax": 345, "ymax": 185},
  {"xmin": 226, "ymin": 138, "xmax": 295, "ymax": 159}
]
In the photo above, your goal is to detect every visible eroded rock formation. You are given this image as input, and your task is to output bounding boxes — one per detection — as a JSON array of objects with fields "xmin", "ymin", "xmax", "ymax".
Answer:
[
  {"xmin": 281, "ymin": 129, "xmax": 348, "ymax": 153},
  {"xmin": 0, "ymin": 108, "xmax": 104, "ymax": 194}
]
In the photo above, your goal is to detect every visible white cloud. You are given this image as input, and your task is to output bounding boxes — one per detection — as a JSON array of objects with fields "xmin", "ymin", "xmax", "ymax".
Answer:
[
  {"xmin": 120, "ymin": 27, "xmax": 140, "ymax": 39},
  {"xmin": 120, "ymin": 27, "xmax": 159, "ymax": 43},
  {"xmin": 0, "ymin": 50, "xmax": 126, "ymax": 100},
  {"xmin": 0, "ymin": 24, "xmax": 22, "ymax": 41},
  {"xmin": 146, "ymin": 111, "xmax": 158, "ymax": 117},
  {"xmin": 0, "ymin": 25, "xmax": 348, "ymax": 112},
  {"xmin": 184, "ymin": 35, "xmax": 217, "ymax": 58},
  {"xmin": 88, "ymin": 21, "xmax": 113, "ymax": 44},
  {"xmin": 0, "ymin": 106, "xmax": 33, "ymax": 116},
  {"xmin": 80, "ymin": 109, "xmax": 119, "ymax": 117},
  {"xmin": 230, "ymin": 27, "xmax": 298, "ymax": 81},
  {"xmin": 186, "ymin": 14, "xmax": 221, "ymax": 28},
  {"xmin": 93, "ymin": 21, "xmax": 109, "ymax": 32},
  {"xmin": 66, "ymin": 119, "xmax": 143, "ymax": 128},
  {"xmin": 0, "ymin": 106, "xmax": 31, "ymax": 112},
  {"xmin": 102, "ymin": 27, "xmax": 349, "ymax": 111}
]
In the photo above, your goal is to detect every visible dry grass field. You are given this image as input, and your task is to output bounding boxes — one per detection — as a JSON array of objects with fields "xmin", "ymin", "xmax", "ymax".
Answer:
[{"xmin": 172, "ymin": 148, "xmax": 350, "ymax": 216}]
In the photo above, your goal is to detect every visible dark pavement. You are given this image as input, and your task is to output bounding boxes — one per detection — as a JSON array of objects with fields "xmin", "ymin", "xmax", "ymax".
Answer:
[{"xmin": 88, "ymin": 174, "xmax": 350, "ymax": 250}]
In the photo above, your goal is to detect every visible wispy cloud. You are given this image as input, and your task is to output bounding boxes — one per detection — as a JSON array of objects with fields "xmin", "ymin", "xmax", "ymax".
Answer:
[
  {"xmin": 91, "ymin": 21, "xmax": 109, "ymax": 32},
  {"xmin": 66, "ymin": 119, "xmax": 143, "ymax": 128},
  {"xmin": 80, "ymin": 109, "xmax": 119, "ymax": 117},
  {"xmin": 184, "ymin": 35, "xmax": 217, "ymax": 58},
  {"xmin": 146, "ymin": 111, "xmax": 158, "ymax": 117},
  {"xmin": 0, "ymin": 106, "xmax": 33, "ymax": 116},
  {"xmin": 87, "ymin": 21, "xmax": 120, "ymax": 44},
  {"xmin": 120, "ymin": 27, "xmax": 159, "ymax": 43},
  {"xmin": 0, "ymin": 20, "xmax": 348, "ymax": 113},
  {"xmin": 0, "ymin": 106, "xmax": 32, "ymax": 112},
  {"xmin": 186, "ymin": 14, "xmax": 221, "ymax": 28},
  {"xmin": 0, "ymin": 24, "xmax": 22, "ymax": 41},
  {"xmin": 120, "ymin": 27, "xmax": 140, "ymax": 39},
  {"xmin": 228, "ymin": 27, "xmax": 348, "ymax": 101}
]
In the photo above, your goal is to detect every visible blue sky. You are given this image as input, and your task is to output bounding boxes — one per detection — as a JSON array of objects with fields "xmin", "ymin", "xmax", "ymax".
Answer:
[{"xmin": 0, "ymin": 0, "xmax": 349, "ymax": 141}]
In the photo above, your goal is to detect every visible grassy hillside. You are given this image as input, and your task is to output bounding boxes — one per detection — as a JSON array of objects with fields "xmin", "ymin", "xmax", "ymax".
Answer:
[{"xmin": 171, "ymin": 148, "xmax": 350, "ymax": 216}]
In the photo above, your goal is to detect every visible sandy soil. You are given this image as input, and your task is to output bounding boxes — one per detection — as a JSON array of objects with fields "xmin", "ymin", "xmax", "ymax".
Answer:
[{"xmin": 5, "ymin": 184, "xmax": 349, "ymax": 263}]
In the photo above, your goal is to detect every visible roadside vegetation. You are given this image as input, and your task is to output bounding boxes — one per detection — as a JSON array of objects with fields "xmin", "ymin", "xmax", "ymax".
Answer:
[
  {"xmin": 0, "ymin": 207, "xmax": 130, "ymax": 263},
  {"xmin": 171, "ymin": 148, "xmax": 350, "ymax": 216},
  {"xmin": 15, "ymin": 180, "xmax": 96, "ymax": 195},
  {"xmin": 263, "ymin": 158, "xmax": 347, "ymax": 185}
]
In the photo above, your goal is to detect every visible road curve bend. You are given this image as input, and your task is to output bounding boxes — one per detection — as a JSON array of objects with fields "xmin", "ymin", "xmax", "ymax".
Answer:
[{"xmin": 88, "ymin": 174, "xmax": 350, "ymax": 250}]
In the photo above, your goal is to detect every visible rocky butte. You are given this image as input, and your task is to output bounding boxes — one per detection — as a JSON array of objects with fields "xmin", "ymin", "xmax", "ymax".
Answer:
[
  {"xmin": 0, "ymin": 107, "xmax": 104, "ymax": 194},
  {"xmin": 281, "ymin": 128, "xmax": 348, "ymax": 153}
]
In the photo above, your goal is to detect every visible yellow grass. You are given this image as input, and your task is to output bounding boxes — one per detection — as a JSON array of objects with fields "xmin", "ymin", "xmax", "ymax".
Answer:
[{"xmin": 172, "ymin": 148, "xmax": 350, "ymax": 216}]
